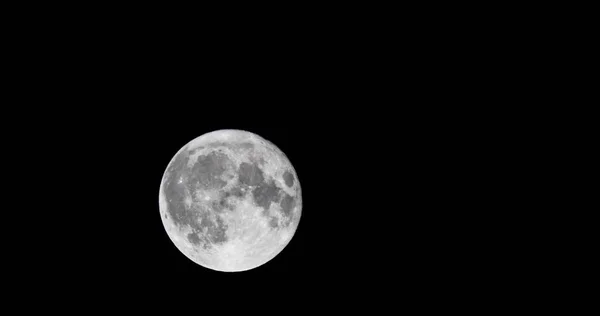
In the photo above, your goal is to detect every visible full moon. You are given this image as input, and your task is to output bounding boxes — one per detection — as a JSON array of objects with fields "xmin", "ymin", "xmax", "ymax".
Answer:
[{"xmin": 158, "ymin": 129, "xmax": 302, "ymax": 272}]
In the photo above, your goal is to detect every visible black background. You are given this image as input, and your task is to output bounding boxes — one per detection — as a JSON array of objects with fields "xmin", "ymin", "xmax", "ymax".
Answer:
[
  {"xmin": 7, "ymin": 24, "xmax": 514, "ymax": 306},
  {"xmin": 3, "ymin": 2, "xmax": 567, "ymax": 309},
  {"xmin": 1, "ymin": 0, "xmax": 567, "ymax": 310}
]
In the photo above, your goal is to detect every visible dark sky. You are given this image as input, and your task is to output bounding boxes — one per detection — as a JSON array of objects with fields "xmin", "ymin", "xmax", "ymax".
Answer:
[{"xmin": 6, "ymin": 9, "xmax": 527, "ymax": 309}]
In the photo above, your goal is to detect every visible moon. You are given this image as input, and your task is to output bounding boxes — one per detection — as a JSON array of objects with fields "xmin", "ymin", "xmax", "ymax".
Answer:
[{"xmin": 158, "ymin": 129, "xmax": 302, "ymax": 272}]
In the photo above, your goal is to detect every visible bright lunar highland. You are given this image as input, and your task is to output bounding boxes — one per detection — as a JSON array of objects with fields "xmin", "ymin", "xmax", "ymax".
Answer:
[{"xmin": 159, "ymin": 130, "xmax": 302, "ymax": 272}]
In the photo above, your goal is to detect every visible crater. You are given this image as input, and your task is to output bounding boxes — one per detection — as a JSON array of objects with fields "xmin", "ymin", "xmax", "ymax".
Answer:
[{"xmin": 282, "ymin": 170, "xmax": 294, "ymax": 187}]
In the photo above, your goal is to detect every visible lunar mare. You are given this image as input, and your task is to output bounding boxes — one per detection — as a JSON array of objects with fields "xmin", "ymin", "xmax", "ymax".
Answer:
[{"xmin": 159, "ymin": 129, "xmax": 301, "ymax": 272}]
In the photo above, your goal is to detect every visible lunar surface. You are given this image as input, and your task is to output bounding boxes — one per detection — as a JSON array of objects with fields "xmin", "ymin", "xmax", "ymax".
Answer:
[{"xmin": 159, "ymin": 130, "xmax": 302, "ymax": 272}]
